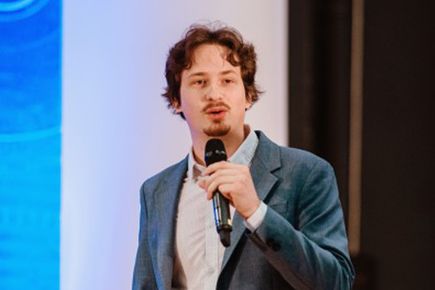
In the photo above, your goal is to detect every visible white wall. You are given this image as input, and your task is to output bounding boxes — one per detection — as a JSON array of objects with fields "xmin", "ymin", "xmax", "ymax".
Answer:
[{"xmin": 62, "ymin": 1, "xmax": 288, "ymax": 289}]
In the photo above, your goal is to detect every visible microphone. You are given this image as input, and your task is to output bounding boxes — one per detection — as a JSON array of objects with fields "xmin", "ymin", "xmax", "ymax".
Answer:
[{"xmin": 205, "ymin": 138, "xmax": 232, "ymax": 247}]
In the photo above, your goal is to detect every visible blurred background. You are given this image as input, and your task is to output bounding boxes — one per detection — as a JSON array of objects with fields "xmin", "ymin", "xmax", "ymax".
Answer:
[{"xmin": 0, "ymin": 0, "xmax": 433, "ymax": 289}]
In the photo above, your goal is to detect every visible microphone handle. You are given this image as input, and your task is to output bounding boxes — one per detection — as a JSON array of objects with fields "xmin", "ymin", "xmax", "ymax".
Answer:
[{"xmin": 212, "ymin": 191, "xmax": 232, "ymax": 247}]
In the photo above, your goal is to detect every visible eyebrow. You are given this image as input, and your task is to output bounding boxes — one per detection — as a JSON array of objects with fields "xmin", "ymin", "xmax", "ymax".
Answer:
[
  {"xmin": 186, "ymin": 69, "xmax": 238, "ymax": 79},
  {"xmin": 220, "ymin": 70, "xmax": 238, "ymax": 76},
  {"xmin": 186, "ymin": 72, "xmax": 206, "ymax": 78}
]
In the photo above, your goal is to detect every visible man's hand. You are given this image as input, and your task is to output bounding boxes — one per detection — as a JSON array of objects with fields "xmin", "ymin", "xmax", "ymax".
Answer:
[{"xmin": 198, "ymin": 161, "xmax": 260, "ymax": 219}]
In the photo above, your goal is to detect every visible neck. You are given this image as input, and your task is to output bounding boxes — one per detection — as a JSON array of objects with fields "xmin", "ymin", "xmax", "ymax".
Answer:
[{"xmin": 191, "ymin": 125, "xmax": 249, "ymax": 166}]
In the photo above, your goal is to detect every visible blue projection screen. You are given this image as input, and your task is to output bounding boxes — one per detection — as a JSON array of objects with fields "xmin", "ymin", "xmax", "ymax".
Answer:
[{"xmin": 0, "ymin": 0, "xmax": 61, "ymax": 289}]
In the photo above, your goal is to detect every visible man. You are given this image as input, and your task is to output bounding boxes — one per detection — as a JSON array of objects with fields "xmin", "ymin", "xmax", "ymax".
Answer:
[{"xmin": 132, "ymin": 24, "xmax": 354, "ymax": 290}]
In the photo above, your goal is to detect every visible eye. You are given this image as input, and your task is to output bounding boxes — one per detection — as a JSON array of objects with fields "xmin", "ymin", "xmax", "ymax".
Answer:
[
  {"xmin": 223, "ymin": 79, "xmax": 234, "ymax": 84},
  {"xmin": 192, "ymin": 79, "xmax": 206, "ymax": 86}
]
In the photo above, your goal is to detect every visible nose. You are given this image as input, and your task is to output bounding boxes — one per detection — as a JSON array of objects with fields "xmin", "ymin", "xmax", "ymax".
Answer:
[{"xmin": 205, "ymin": 83, "xmax": 222, "ymax": 101}]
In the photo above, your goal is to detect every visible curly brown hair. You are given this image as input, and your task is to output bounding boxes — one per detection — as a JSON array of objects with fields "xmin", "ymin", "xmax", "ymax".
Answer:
[{"xmin": 162, "ymin": 24, "xmax": 262, "ymax": 118}]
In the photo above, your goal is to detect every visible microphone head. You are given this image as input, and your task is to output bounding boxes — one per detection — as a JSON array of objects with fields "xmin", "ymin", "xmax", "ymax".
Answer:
[{"xmin": 205, "ymin": 139, "xmax": 227, "ymax": 166}]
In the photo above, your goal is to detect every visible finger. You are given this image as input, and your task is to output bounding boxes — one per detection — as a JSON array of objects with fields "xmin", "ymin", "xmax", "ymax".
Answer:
[
  {"xmin": 205, "ymin": 168, "xmax": 241, "ymax": 185},
  {"xmin": 197, "ymin": 179, "xmax": 206, "ymax": 189},
  {"xmin": 209, "ymin": 190, "xmax": 234, "ymax": 207},
  {"xmin": 206, "ymin": 175, "xmax": 242, "ymax": 197},
  {"xmin": 203, "ymin": 161, "xmax": 244, "ymax": 176},
  {"xmin": 217, "ymin": 190, "xmax": 234, "ymax": 206},
  {"xmin": 217, "ymin": 184, "xmax": 236, "ymax": 201},
  {"xmin": 201, "ymin": 170, "xmax": 239, "ymax": 194},
  {"xmin": 203, "ymin": 161, "xmax": 227, "ymax": 176},
  {"xmin": 206, "ymin": 174, "xmax": 241, "ymax": 192}
]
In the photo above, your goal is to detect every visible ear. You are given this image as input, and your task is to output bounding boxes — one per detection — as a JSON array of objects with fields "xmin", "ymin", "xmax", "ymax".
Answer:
[
  {"xmin": 171, "ymin": 99, "xmax": 182, "ymax": 113},
  {"xmin": 245, "ymin": 93, "xmax": 253, "ymax": 110}
]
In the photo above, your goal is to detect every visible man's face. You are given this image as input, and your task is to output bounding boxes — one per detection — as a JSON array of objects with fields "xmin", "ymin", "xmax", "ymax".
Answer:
[{"xmin": 175, "ymin": 44, "xmax": 251, "ymax": 140}]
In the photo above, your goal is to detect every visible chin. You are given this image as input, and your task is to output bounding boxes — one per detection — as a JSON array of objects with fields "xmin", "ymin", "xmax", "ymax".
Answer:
[{"xmin": 203, "ymin": 124, "xmax": 231, "ymax": 137}]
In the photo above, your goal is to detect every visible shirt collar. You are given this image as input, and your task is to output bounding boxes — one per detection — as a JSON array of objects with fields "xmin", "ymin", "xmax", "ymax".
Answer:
[{"xmin": 187, "ymin": 127, "xmax": 259, "ymax": 180}]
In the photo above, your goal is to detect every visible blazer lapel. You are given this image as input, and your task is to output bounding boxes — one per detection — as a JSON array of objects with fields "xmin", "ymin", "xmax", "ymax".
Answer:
[
  {"xmin": 221, "ymin": 132, "xmax": 281, "ymax": 271},
  {"xmin": 150, "ymin": 157, "xmax": 188, "ymax": 290}
]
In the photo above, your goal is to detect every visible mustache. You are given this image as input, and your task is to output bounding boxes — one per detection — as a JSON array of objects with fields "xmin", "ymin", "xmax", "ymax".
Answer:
[{"xmin": 202, "ymin": 102, "xmax": 231, "ymax": 112}]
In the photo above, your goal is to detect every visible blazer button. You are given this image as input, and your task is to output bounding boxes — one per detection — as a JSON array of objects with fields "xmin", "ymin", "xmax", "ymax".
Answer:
[{"xmin": 266, "ymin": 238, "xmax": 281, "ymax": 251}]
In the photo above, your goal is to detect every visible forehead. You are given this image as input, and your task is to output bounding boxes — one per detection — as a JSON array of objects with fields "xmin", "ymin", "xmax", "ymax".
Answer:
[
  {"xmin": 184, "ymin": 44, "xmax": 241, "ymax": 75},
  {"xmin": 191, "ymin": 44, "xmax": 227, "ymax": 64}
]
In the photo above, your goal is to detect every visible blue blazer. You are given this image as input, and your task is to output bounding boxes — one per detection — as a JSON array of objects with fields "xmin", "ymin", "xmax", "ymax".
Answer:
[{"xmin": 132, "ymin": 131, "xmax": 355, "ymax": 290}]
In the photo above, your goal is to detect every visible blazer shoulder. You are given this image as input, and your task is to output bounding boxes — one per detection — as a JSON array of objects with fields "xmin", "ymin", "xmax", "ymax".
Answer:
[
  {"xmin": 279, "ymin": 146, "xmax": 332, "ymax": 170},
  {"xmin": 256, "ymin": 130, "xmax": 332, "ymax": 172}
]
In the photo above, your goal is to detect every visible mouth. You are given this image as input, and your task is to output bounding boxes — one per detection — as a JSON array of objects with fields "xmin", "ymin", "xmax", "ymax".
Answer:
[
  {"xmin": 204, "ymin": 106, "xmax": 228, "ymax": 120},
  {"xmin": 203, "ymin": 102, "xmax": 230, "ymax": 121}
]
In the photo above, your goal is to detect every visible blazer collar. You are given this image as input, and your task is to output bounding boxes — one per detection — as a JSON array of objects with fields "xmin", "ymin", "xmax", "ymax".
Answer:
[{"xmin": 221, "ymin": 131, "xmax": 281, "ymax": 271}]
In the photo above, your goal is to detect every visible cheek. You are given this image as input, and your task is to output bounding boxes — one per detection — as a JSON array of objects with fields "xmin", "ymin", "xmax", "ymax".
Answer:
[
  {"xmin": 178, "ymin": 91, "xmax": 194, "ymax": 112},
  {"xmin": 178, "ymin": 98, "xmax": 200, "ymax": 121},
  {"xmin": 234, "ymin": 101, "xmax": 249, "ymax": 119}
]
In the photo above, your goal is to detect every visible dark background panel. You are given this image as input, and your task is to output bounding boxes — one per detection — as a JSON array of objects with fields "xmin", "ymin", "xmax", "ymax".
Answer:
[
  {"xmin": 361, "ymin": 0, "xmax": 435, "ymax": 289},
  {"xmin": 289, "ymin": 0, "xmax": 435, "ymax": 289},
  {"xmin": 289, "ymin": 0, "xmax": 351, "ymax": 216}
]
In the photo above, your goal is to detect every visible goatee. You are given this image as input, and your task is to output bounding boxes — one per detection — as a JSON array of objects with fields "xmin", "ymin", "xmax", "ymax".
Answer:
[{"xmin": 203, "ymin": 123, "xmax": 231, "ymax": 137}]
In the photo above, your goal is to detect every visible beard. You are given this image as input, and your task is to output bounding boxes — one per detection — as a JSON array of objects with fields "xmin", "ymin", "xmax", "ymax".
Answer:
[{"xmin": 203, "ymin": 121, "xmax": 231, "ymax": 137}]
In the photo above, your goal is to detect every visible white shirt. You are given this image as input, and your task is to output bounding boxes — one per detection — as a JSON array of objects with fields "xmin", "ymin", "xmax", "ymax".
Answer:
[{"xmin": 172, "ymin": 130, "xmax": 267, "ymax": 290}]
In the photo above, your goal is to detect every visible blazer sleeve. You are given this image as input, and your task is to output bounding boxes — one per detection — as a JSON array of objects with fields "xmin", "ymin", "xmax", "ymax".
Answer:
[
  {"xmin": 132, "ymin": 183, "xmax": 157, "ymax": 290},
  {"xmin": 247, "ymin": 158, "xmax": 355, "ymax": 290}
]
